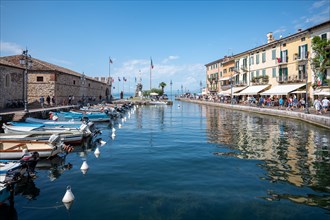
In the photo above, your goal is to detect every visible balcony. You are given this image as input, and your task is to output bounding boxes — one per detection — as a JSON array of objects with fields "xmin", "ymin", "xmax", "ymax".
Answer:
[
  {"xmin": 240, "ymin": 65, "xmax": 248, "ymax": 72},
  {"xmin": 251, "ymin": 76, "xmax": 269, "ymax": 85},
  {"xmin": 276, "ymin": 57, "xmax": 288, "ymax": 65}
]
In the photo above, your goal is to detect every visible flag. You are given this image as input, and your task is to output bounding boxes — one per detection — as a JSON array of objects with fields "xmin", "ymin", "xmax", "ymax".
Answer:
[
  {"xmin": 109, "ymin": 58, "xmax": 113, "ymax": 64},
  {"xmin": 118, "ymin": 77, "xmax": 121, "ymax": 81},
  {"xmin": 151, "ymin": 58, "xmax": 154, "ymax": 69},
  {"xmin": 123, "ymin": 77, "xmax": 127, "ymax": 82}
]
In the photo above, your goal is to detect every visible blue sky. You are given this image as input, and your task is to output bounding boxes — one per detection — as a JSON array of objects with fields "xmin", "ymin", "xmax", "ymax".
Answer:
[{"xmin": 1, "ymin": 0, "xmax": 329, "ymax": 94}]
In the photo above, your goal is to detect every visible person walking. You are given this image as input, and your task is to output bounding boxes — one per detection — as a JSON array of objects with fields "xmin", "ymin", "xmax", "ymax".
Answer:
[
  {"xmin": 46, "ymin": 95, "xmax": 51, "ymax": 106},
  {"xmin": 279, "ymin": 97, "xmax": 284, "ymax": 110},
  {"xmin": 52, "ymin": 96, "xmax": 56, "ymax": 106},
  {"xmin": 39, "ymin": 96, "xmax": 45, "ymax": 108},
  {"xmin": 322, "ymin": 97, "xmax": 329, "ymax": 113},
  {"xmin": 313, "ymin": 98, "xmax": 322, "ymax": 115}
]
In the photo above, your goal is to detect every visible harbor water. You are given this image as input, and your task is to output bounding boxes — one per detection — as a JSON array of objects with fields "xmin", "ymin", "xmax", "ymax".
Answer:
[{"xmin": 4, "ymin": 100, "xmax": 330, "ymax": 219}]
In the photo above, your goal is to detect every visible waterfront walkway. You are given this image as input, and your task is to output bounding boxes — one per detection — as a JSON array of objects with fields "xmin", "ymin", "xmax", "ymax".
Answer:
[{"xmin": 178, "ymin": 98, "xmax": 330, "ymax": 129}]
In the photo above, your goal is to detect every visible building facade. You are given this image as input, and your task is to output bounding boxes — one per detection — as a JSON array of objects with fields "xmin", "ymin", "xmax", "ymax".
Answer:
[
  {"xmin": 205, "ymin": 20, "xmax": 330, "ymax": 100},
  {"xmin": 0, "ymin": 55, "xmax": 111, "ymax": 110}
]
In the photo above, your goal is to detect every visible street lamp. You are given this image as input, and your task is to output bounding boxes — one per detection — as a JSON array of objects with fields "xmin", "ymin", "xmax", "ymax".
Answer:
[
  {"xmin": 200, "ymin": 80, "xmax": 202, "ymax": 94},
  {"xmin": 19, "ymin": 49, "xmax": 33, "ymax": 112},
  {"xmin": 299, "ymin": 60, "xmax": 309, "ymax": 114},
  {"xmin": 170, "ymin": 80, "xmax": 173, "ymax": 100}
]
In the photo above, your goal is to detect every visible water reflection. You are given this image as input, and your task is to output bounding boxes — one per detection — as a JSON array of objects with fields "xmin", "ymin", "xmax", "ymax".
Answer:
[
  {"xmin": 15, "ymin": 175, "xmax": 40, "ymax": 200},
  {"xmin": 204, "ymin": 105, "xmax": 330, "ymax": 210},
  {"xmin": 36, "ymin": 156, "xmax": 73, "ymax": 181}
]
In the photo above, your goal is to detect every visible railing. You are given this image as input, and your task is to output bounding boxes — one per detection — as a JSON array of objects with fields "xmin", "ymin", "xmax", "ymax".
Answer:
[{"xmin": 240, "ymin": 65, "xmax": 248, "ymax": 72}]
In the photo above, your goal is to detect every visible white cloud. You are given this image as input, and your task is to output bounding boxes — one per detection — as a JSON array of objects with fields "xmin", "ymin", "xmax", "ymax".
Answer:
[
  {"xmin": 311, "ymin": 0, "xmax": 328, "ymax": 9},
  {"xmin": 111, "ymin": 57, "xmax": 204, "ymax": 92},
  {"xmin": 0, "ymin": 41, "xmax": 22, "ymax": 55},
  {"xmin": 162, "ymin": 55, "xmax": 180, "ymax": 63}
]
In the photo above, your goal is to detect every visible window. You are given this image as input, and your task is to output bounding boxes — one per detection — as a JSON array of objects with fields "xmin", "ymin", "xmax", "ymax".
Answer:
[
  {"xmin": 224, "ymin": 69, "xmax": 227, "ymax": 74},
  {"xmin": 256, "ymin": 54, "xmax": 260, "ymax": 64},
  {"xmin": 73, "ymin": 80, "xmax": 76, "ymax": 85},
  {"xmin": 37, "ymin": 76, "xmax": 44, "ymax": 82},
  {"xmin": 321, "ymin": 33, "xmax": 327, "ymax": 40},
  {"xmin": 272, "ymin": 49, "xmax": 276, "ymax": 60},
  {"xmin": 256, "ymin": 70, "xmax": 260, "ymax": 77},
  {"xmin": 301, "ymin": 37, "xmax": 305, "ymax": 41},
  {"xmin": 5, "ymin": 74, "xmax": 10, "ymax": 87},
  {"xmin": 250, "ymin": 56, "xmax": 254, "ymax": 65},
  {"xmin": 281, "ymin": 50, "xmax": 288, "ymax": 63},
  {"xmin": 262, "ymin": 69, "xmax": 266, "ymax": 76},
  {"xmin": 298, "ymin": 44, "xmax": 308, "ymax": 59},
  {"xmin": 251, "ymin": 71, "xmax": 254, "ymax": 78},
  {"xmin": 272, "ymin": 67, "xmax": 276, "ymax": 78},
  {"xmin": 262, "ymin": 52, "xmax": 266, "ymax": 63}
]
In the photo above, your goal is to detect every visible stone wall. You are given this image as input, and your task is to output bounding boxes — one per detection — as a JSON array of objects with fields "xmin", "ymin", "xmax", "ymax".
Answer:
[
  {"xmin": 0, "ymin": 65, "xmax": 24, "ymax": 109},
  {"xmin": 28, "ymin": 71, "xmax": 109, "ymax": 105}
]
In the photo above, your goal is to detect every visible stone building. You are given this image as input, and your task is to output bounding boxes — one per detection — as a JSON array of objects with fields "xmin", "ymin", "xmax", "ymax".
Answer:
[
  {"xmin": 0, "ymin": 59, "xmax": 25, "ymax": 109},
  {"xmin": 0, "ymin": 55, "xmax": 111, "ymax": 110}
]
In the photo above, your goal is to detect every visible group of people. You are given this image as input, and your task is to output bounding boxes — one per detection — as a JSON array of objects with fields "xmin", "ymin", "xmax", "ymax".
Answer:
[
  {"xmin": 39, "ymin": 95, "xmax": 55, "ymax": 108},
  {"xmin": 313, "ymin": 97, "xmax": 329, "ymax": 115},
  {"xmin": 179, "ymin": 93, "xmax": 330, "ymax": 115}
]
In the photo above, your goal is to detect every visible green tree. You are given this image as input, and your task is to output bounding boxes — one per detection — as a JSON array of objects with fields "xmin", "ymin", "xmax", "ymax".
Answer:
[
  {"xmin": 311, "ymin": 36, "xmax": 330, "ymax": 86},
  {"xmin": 159, "ymin": 82, "xmax": 167, "ymax": 94}
]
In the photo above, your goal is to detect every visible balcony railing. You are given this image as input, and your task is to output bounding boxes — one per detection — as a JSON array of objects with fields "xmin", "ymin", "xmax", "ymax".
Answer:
[
  {"xmin": 240, "ymin": 65, "xmax": 248, "ymax": 72},
  {"xmin": 251, "ymin": 76, "xmax": 269, "ymax": 85}
]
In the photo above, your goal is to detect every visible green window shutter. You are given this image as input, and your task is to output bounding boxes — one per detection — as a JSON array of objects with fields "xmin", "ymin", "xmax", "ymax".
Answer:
[
  {"xmin": 305, "ymin": 44, "xmax": 308, "ymax": 58},
  {"xmin": 279, "ymin": 68, "xmax": 282, "ymax": 76},
  {"xmin": 298, "ymin": 46, "xmax": 301, "ymax": 59}
]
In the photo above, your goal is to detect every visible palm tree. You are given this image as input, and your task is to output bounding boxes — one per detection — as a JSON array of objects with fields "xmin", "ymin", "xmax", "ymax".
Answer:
[{"xmin": 159, "ymin": 82, "xmax": 167, "ymax": 95}]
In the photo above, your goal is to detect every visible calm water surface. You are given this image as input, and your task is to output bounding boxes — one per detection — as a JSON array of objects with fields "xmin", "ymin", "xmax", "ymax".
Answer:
[{"xmin": 5, "ymin": 101, "xmax": 330, "ymax": 219}]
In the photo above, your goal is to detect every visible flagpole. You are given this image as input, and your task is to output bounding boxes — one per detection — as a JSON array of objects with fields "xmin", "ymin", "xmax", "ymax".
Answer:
[{"xmin": 150, "ymin": 66, "xmax": 152, "ymax": 90}]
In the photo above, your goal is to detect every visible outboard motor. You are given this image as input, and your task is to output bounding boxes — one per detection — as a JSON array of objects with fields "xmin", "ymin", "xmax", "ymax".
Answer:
[{"xmin": 48, "ymin": 134, "xmax": 61, "ymax": 146}]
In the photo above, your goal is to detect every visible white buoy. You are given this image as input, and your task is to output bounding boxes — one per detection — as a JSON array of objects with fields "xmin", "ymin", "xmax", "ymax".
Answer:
[
  {"xmin": 111, "ymin": 131, "xmax": 116, "ymax": 137},
  {"xmin": 62, "ymin": 185, "xmax": 75, "ymax": 210},
  {"xmin": 111, "ymin": 135, "xmax": 115, "ymax": 140},
  {"xmin": 94, "ymin": 147, "xmax": 100, "ymax": 158},
  {"xmin": 121, "ymin": 118, "xmax": 125, "ymax": 123},
  {"xmin": 118, "ymin": 123, "xmax": 122, "ymax": 128},
  {"xmin": 80, "ymin": 161, "xmax": 89, "ymax": 174},
  {"xmin": 99, "ymin": 140, "xmax": 106, "ymax": 146},
  {"xmin": 112, "ymin": 127, "xmax": 116, "ymax": 133}
]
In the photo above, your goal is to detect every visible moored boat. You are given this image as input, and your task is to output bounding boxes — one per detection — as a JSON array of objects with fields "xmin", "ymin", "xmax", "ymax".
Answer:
[{"xmin": 0, "ymin": 134, "xmax": 72, "ymax": 159}]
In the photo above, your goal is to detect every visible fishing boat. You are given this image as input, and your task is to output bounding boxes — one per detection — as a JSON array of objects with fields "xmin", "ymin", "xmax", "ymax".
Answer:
[
  {"xmin": 0, "ymin": 134, "xmax": 71, "ymax": 159},
  {"xmin": 0, "ymin": 130, "xmax": 83, "ymax": 145}
]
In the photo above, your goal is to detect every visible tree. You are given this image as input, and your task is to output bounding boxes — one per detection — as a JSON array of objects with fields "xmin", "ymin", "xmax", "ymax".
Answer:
[
  {"xmin": 311, "ymin": 36, "xmax": 330, "ymax": 86},
  {"xmin": 159, "ymin": 82, "xmax": 167, "ymax": 94}
]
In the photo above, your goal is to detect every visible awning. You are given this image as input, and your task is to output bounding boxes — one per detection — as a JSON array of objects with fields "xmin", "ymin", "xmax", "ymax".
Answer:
[
  {"xmin": 237, "ymin": 85, "xmax": 271, "ymax": 95},
  {"xmin": 313, "ymin": 87, "xmax": 330, "ymax": 96},
  {"xmin": 260, "ymin": 83, "xmax": 305, "ymax": 96},
  {"xmin": 219, "ymin": 86, "xmax": 248, "ymax": 95},
  {"xmin": 219, "ymin": 76, "xmax": 230, "ymax": 81}
]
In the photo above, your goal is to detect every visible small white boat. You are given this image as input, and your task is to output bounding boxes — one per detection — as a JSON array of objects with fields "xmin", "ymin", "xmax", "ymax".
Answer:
[
  {"xmin": 0, "ymin": 161, "xmax": 25, "ymax": 202},
  {"xmin": 149, "ymin": 101, "xmax": 168, "ymax": 105},
  {"xmin": 25, "ymin": 117, "xmax": 82, "ymax": 125},
  {"xmin": 0, "ymin": 131, "xmax": 83, "ymax": 145},
  {"xmin": 0, "ymin": 135, "xmax": 68, "ymax": 159},
  {"xmin": 2, "ymin": 122, "xmax": 94, "ymax": 137}
]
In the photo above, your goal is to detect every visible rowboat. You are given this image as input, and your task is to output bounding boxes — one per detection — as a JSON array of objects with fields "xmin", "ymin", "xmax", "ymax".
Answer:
[
  {"xmin": 0, "ymin": 130, "xmax": 83, "ymax": 145},
  {"xmin": 0, "ymin": 134, "xmax": 69, "ymax": 159}
]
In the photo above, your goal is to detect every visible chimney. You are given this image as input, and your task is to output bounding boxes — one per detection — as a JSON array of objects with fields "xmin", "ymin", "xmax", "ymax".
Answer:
[
  {"xmin": 297, "ymin": 28, "xmax": 302, "ymax": 32},
  {"xmin": 267, "ymin": 32, "xmax": 275, "ymax": 43}
]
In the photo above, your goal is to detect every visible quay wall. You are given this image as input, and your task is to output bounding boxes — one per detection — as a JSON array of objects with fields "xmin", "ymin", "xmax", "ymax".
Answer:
[{"xmin": 178, "ymin": 98, "xmax": 330, "ymax": 130}]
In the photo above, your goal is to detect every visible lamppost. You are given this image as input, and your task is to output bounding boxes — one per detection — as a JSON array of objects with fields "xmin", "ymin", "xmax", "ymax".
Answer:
[
  {"xmin": 170, "ymin": 80, "xmax": 173, "ymax": 100},
  {"xmin": 181, "ymin": 84, "xmax": 183, "ymax": 95},
  {"xmin": 200, "ymin": 80, "xmax": 202, "ymax": 94},
  {"xmin": 299, "ymin": 60, "xmax": 309, "ymax": 114},
  {"xmin": 231, "ymin": 68, "xmax": 240, "ymax": 105},
  {"xmin": 19, "ymin": 49, "xmax": 33, "ymax": 112}
]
